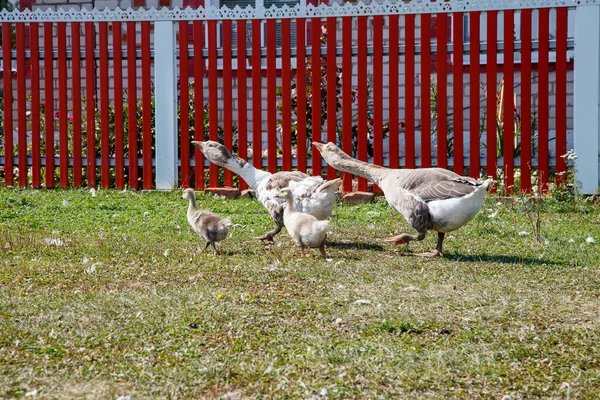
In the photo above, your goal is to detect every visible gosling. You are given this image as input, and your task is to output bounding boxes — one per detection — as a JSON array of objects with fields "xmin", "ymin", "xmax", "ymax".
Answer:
[
  {"xmin": 276, "ymin": 187, "xmax": 330, "ymax": 258},
  {"xmin": 182, "ymin": 188, "xmax": 232, "ymax": 255}
]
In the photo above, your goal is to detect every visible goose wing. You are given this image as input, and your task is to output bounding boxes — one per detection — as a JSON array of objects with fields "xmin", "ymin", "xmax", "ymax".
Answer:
[{"xmin": 412, "ymin": 176, "xmax": 482, "ymax": 202}]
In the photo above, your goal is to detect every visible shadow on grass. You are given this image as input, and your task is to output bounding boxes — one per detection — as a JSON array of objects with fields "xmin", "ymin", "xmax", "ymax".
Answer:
[
  {"xmin": 443, "ymin": 253, "xmax": 567, "ymax": 266},
  {"xmin": 327, "ymin": 241, "xmax": 385, "ymax": 251}
]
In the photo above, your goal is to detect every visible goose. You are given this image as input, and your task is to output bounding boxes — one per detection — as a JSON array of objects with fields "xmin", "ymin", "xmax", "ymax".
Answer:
[
  {"xmin": 182, "ymin": 188, "xmax": 232, "ymax": 255},
  {"xmin": 313, "ymin": 142, "xmax": 492, "ymax": 257},
  {"xmin": 276, "ymin": 187, "xmax": 330, "ymax": 258},
  {"xmin": 192, "ymin": 140, "xmax": 342, "ymax": 242}
]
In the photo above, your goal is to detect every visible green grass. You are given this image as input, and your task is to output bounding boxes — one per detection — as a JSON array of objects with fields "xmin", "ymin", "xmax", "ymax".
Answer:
[{"xmin": 1, "ymin": 187, "xmax": 599, "ymax": 399}]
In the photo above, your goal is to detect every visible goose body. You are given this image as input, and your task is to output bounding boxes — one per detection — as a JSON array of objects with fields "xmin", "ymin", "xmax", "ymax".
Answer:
[
  {"xmin": 192, "ymin": 141, "xmax": 342, "ymax": 241},
  {"xmin": 276, "ymin": 187, "xmax": 330, "ymax": 258},
  {"xmin": 313, "ymin": 142, "xmax": 492, "ymax": 256},
  {"xmin": 182, "ymin": 188, "xmax": 231, "ymax": 254}
]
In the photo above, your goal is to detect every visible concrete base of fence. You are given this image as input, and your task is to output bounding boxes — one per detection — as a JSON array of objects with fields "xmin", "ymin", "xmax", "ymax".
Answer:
[
  {"xmin": 241, "ymin": 189, "xmax": 256, "ymax": 199},
  {"xmin": 340, "ymin": 192, "xmax": 375, "ymax": 205},
  {"xmin": 204, "ymin": 187, "xmax": 241, "ymax": 199}
]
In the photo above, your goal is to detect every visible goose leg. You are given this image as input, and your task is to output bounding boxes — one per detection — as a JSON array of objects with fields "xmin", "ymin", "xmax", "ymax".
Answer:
[
  {"xmin": 416, "ymin": 232, "xmax": 444, "ymax": 257},
  {"xmin": 384, "ymin": 231, "xmax": 426, "ymax": 245},
  {"xmin": 254, "ymin": 223, "xmax": 283, "ymax": 242},
  {"xmin": 201, "ymin": 241, "xmax": 211, "ymax": 253}
]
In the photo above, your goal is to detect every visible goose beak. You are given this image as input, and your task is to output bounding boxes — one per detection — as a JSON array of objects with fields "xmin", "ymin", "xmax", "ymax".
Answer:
[
  {"xmin": 312, "ymin": 142, "xmax": 325, "ymax": 153},
  {"xmin": 191, "ymin": 141, "xmax": 205, "ymax": 151}
]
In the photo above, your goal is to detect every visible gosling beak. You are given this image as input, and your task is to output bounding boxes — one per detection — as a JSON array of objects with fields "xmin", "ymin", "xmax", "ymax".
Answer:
[
  {"xmin": 312, "ymin": 142, "xmax": 325, "ymax": 153},
  {"xmin": 191, "ymin": 141, "xmax": 205, "ymax": 151}
]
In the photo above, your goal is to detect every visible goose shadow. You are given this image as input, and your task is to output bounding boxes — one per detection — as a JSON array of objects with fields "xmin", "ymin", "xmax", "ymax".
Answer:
[
  {"xmin": 326, "ymin": 241, "xmax": 385, "ymax": 251},
  {"xmin": 441, "ymin": 252, "xmax": 567, "ymax": 267}
]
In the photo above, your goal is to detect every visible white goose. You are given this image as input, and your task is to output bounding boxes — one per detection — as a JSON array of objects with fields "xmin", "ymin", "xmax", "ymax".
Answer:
[
  {"xmin": 313, "ymin": 142, "xmax": 492, "ymax": 257},
  {"xmin": 192, "ymin": 140, "xmax": 342, "ymax": 241}
]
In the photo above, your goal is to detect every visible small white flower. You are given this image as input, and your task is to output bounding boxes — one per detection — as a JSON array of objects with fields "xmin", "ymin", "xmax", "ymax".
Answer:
[
  {"xmin": 62, "ymin": 199, "xmax": 69, "ymax": 207},
  {"xmin": 90, "ymin": 188, "xmax": 97, "ymax": 197},
  {"xmin": 83, "ymin": 257, "xmax": 90, "ymax": 264},
  {"xmin": 354, "ymin": 299, "xmax": 371, "ymax": 305},
  {"xmin": 44, "ymin": 238, "xmax": 64, "ymax": 246},
  {"xmin": 143, "ymin": 211, "xmax": 150, "ymax": 217},
  {"xmin": 518, "ymin": 231, "xmax": 529, "ymax": 236},
  {"xmin": 334, "ymin": 318, "xmax": 343, "ymax": 324},
  {"xmin": 25, "ymin": 389, "xmax": 37, "ymax": 397},
  {"xmin": 320, "ymin": 388, "xmax": 328, "ymax": 396},
  {"xmin": 568, "ymin": 238, "xmax": 575, "ymax": 243},
  {"xmin": 586, "ymin": 236, "xmax": 595, "ymax": 244}
]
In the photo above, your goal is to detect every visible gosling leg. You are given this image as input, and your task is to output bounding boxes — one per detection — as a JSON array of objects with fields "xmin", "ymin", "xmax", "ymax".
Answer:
[
  {"xmin": 319, "ymin": 242, "xmax": 328, "ymax": 258},
  {"xmin": 201, "ymin": 241, "xmax": 211, "ymax": 253},
  {"xmin": 210, "ymin": 241, "xmax": 221, "ymax": 255}
]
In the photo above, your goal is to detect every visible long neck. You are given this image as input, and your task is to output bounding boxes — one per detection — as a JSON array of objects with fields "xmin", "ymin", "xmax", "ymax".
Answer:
[
  {"xmin": 187, "ymin": 195, "xmax": 198, "ymax": 216},
  {"xmin": 224, "ymin": 157, "xmax": 271, "ymax": 189},
  {"xmin": 329, "ymin": 153, "xmax": 388, "ymax": 185},
  {"xmin": 284, "ymin": 195, "xmax": 295, "ymax": 212}
]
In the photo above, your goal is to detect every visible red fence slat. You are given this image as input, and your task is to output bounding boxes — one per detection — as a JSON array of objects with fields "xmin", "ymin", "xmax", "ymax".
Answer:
[
  {"xmin": 207, "ymin": 20, "xmax": 219, "ymax": 186},
  {"xmin": 252, "ymin": 19, "xmax": 262, "ymax": 171},
  {"xmin": 179, "ymin": 21, "xmax": 190, "ymax": 188},
  {"xmin": 266, "ymin": 18, "xmax": 277, "ymax": 174},
  {"xmin": 99, "ymin": 22, "xmax": 110, "ymax": 188},
  {"xmin": 342, "ymin": 16, "xmax": 352, "ymax": 191},
  {"xmin": 193, "ymin": 20, "xmax": 205, "ymax": 189},
  {"xmin": 57, "ymin": 23, "xmax": 68, "ymax": 188},
  {"xmin": 281, "ymin": 18, "xmax": 292, "ymax": 172},
  {"xmin": 452, "ymin": 12, "xmax": 464, "ymax": 175},
  {"xmin": 30, "ymin": 23, "xmax": 41, "ymax": 188},
  {"xmin": 222, "ymin": 19, "xmax": 233, "ymax": 186},
  {"xmin": 71, "ymin": 22, "xmax": 82, "ymax": 188},
  {"xmin": 538, "ymin": 8, "xmax": 550, "ymax": 190},
  {"xmin": 556, "ymin": 7, "xmax": 568, "ymax": 184},
  {"xmin": 85, "ymin": 22, "xmax": 96, "ymax": 188},
  {"xmin": 44, "ymin": 22, "xmax": 54, "ymax": 188},
  {"xmin": 236, "ymin": 19, "xmax": 248, "ymax": 189},
  {"xmin": 2, "ymin": 23, "xmax": 13, "ymax": 186},
  {"xmin": 373, "ymin": 15, "xmax": 384, "ymax": 170},
  {"xmin": 357, "ymin": 16, "xmax": 368, "ymax": 191},
  {"xmin": 16, "ymin": 23, "xmax": 27, "ymax": 187},
  {"xmin": 388, "ymin": 14, "xmax": 399, "ymax": 170},
  {"xmin": 469, "ymin": 12, "xmax": 480, "ymax": 178},
  {"xmin": 296, "ymin": 18, "xmax": 307, "ymax": 173},
  {"xmin": 503, "ymin": 10, "xmax": 515, "ymax": 193},
  {"xmin": 486, "ymin": 11, "xmax": 497, "ymax": 180},
  {"xmin": 521, "ymin": 9, "xmax": 532, "ymax": 193},
  {"xmin": 141, "ymin": 21, "xmax": 153, "ymax": 189},
  {"xmin": 436, "ymin": 14, "xmax": 448, "ymax": 169},
  {"xmin": 127, "ymin": 21, "xmax": 138, "ymax": 189},
  {"xmin": 311, "ymin": 17, "xmax": 322, "ymax": 177},
  {"xmin": 405, "ymin": 14, "xmax": 415, "ymax": 169},
  {"xmin": 421, "ymin": 13, "xmax": 431, "ymax": 168},
  {"xmin": 113, "ymin": 22, "xmax": 125, "ymax": 190},
  {"xmin": 326, "ymin": 16, "xmax": 337, "ymax": 179}
]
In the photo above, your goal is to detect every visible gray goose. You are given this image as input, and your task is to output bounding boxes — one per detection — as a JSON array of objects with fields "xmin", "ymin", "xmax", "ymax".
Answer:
[{"xmin": 313, "ymin": 142, "xmax": 492, "ymax": 257}]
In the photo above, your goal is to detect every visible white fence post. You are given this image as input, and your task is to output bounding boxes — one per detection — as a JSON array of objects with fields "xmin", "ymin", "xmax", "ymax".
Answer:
[
  {"xmin": 574, "ymin": 4, "xmax": 600, "ymax": 195},
  {"xmin": 154, "ymin": 20, "xmax": 179, "ymax": 190}
]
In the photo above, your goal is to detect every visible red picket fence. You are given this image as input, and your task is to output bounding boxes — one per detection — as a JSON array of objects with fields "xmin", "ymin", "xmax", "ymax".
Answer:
[{"xmin": 0, "ymin": 5, "xmax": 573, "ymax": 193}]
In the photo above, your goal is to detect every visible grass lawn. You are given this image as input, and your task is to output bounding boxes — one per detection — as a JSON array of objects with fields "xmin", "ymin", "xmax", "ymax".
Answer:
[{"xmin": 1, "ymin": 187, "xmax": 599, "ymax": 399}]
